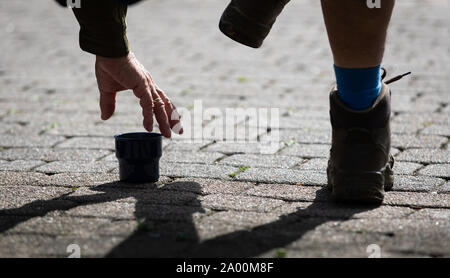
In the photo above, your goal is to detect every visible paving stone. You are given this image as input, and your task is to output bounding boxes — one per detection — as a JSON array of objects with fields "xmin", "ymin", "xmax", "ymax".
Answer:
[
  {"xmin": 0, "ymin": 171, "xmax": 51, "ymax": 186},
  {"xmin": 160, "ymin": 162, "xmax": 238, "ymax": 179},
  {"xmin": 338, "ymin": 218, "xmax": 450, "ymax": 237},
  {"xmin": 245, "ymin": 184, "xmax": 327, "ymax": 203},
  {"xmin": 260, "ymin": 130, "xmax": 331, "ymax": 144},
  {"xmin": 280, "ymin": 109, "xmax": 330, "ymax": 120},
  {"xmin": 391, "ymin": 148, "xmax": 401, "ymax": 156},
  {"xmin": 338, "ymin": 218, "xmax": 450, "ymax": 256},
  {"xmin": 0, "ymin": 234, "xmax": 125, "ymax": 257},
  {"xmin": 393, "ymin": 113, "xmax": 450, "ymax": 125},
  {"xmin": 391, "ymin": 134, "xmax": 447, "ymax": 149},
  {"xmin": 296, "ymin": 158, "xmax": 327, "ymax": 171},
  {"xmin": 162, "ymin": 178, "xmax": 254, "ymax": 195},
  {"xmin": 203, "ymin": 141, "xmax": 284, "ymax": 155},
  {"xmin": 0, "ymin": 123, "xmax": 43, "ymax": 136},
  {"xmin": 279, "ymin": 144, "xmax": 330, "ymax": 158},
  {"xmin": 45, "ymin": 123, "xmax": 146, "ymax": 137},
  {"xmin": 5, "ymin": 216, "xmax": 137, "ymax": 237},
  {"xmin": 417, "ymin": 164, "xmax": 450, "ymax": 178},
  {"xmin": 160, "ymin": 151, "xmax": 224, "ymax": 164},
  {"xmin": 272, "ymin": 201, "xmax": 414, "ymax": 219},
  {"xmin": 35, "ymin": 161, "xmax": 117, "ymax": 174},
  {"xmin": 0, "ymin": 148, "xmax": 111, "ymax": 162},
  {"xmin": 0, "ymin": 135, "xmax": 65, "ymax": 148},
  {"xmin": 196, "ymin": 125, "xmax": 266, "ymax": 142},
  {"xmin": 66, "ymin": 186, "xmax": 199, "ymax": 206},
  {"xmin": 64, "ymin": 202, "xmax": 205, "ymax": 222},
  {"xmin": 391, "ymin": 175, "xmax": 445, "ymax": 192},
  {"xmin": 196, "ymin": 211, "xmax": 282, "ymax": 241},
  {"xmin": 0, "ymin": 160, "xmax": 44, "ymax": 171},
  {"xmin": 384, "ymin": 191, "xmax": 450, "ymax": 208},
  {"xmin": 44, "ymin": 173, "xmax": 120, "ymax": 187},
  {"xmin": 392, "ymin": 100, "xmax": 441, "ymax": 113},
  {"xmin": 235, "ymin": 168, "xmax": 327, "ymax": 186},
  {"xmin": 275, "ymin": 119, "xmax": 331, "ymax": 131},
  {"xmin": 408, "ymin": 208, "xmax": 450, "ymax": 220},
  {"xmin": 0, "ymin": 186, "xmax": 73, "ymax": 213},
  {"xmin": 1, "ymin": 111, "xmax": 96, "ymax": 126},
  {"xmin": 421, "ymin": 124, "xmax": 450, "ymax": 137},
  {"xmin": 44, "ymin": 172, "xmax": 171, "ymax": 188},
  {"xmin": 219, "ymin": 154, "xmax": 302, "ymax": 169},
  {"xmin": 197, "ymin": 194, "xmax": 284, "ymax": 213},
  {"xmin": 393, "ymin": 162, "xmax": 423, "ymax": 175},
  {"xmin": 164, "ymin": 141, "xmax": 213, "ymax": 152},
  {"xmin": 391, "ymin": 122, "xmax": 423, "ymax": 134},
  {"xmin": 262, "ymin": 231, "xmax": 390, "ymax": 258},
  {"xmin": 437, "ymin": 181, "xmax": 450, "ymax": 194},
  {"xmin": 396, "ymin": 149, "xmax": 450, "ymax": 164},
  {"xmin": 55, "ymin": 137, "xmax": 115, "ymax": 150},
  {"xmin": 101, "ymin": 154, "xmax": 117, "ymax": 162}
]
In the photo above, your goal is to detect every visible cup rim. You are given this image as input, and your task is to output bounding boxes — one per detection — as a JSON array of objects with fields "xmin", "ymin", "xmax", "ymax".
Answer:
[{"xmin": 114, "ymin": 132, "xmax": 162, "ymax": 141}]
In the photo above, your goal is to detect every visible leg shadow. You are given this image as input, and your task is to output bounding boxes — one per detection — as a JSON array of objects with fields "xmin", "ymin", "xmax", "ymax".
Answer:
[
  {"xmin": 0, "ymin": 181, "xmax": 378, "ymax": 257},
  {"xmin": 106, "ymin": 184, "xmax": 378, "ymax": 257}
]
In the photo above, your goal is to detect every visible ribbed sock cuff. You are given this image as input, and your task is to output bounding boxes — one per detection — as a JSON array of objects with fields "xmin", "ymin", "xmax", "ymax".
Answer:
[{"xmin": 334, "ymin": 65, "xmax": 382, "ymax": 110}]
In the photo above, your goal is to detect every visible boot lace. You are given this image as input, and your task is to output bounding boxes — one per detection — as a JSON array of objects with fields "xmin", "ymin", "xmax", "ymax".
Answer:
[{"xmin": 381, "ymin": 67, "xmax": 411, "ymax": 84}]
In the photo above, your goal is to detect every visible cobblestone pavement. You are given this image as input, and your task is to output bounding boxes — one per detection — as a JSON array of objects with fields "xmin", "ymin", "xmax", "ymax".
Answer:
[{"xmin": 0, "ymin": 0, "xmax": 449, "ymax": 257}]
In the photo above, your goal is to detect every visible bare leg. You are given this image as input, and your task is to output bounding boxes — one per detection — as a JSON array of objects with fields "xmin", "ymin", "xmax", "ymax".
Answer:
[{"xmin": 321, "ymin": 0, "xmax": 395, "ymax": 68}]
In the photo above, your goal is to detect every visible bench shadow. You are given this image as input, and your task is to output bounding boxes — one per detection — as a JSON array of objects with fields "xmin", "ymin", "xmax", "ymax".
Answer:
[{"xmin": 0, "ymin": 180, "xmax": 378, "ymax": 257}]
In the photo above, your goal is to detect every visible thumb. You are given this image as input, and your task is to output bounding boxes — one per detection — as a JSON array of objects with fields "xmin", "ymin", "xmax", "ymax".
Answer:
[{"xmin": 99, "ymin": 90, "xmax": 117, "ymax": 120}]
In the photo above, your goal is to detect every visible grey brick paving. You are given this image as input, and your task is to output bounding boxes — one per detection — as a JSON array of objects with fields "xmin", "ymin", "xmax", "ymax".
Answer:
[
  {"xmin": 198, "ymin": 194, "xmax": 284, "ymax": 213},
  {"xmin": 421, "ymin": 124, "xmax": 450, "ymax": 137},
  {"xmin": 160, "ymin": 162, "xmax": 238, "ymax": 180},
  {"xmin": 0, "ymin": 171, "xmax": 51, "ymax": 187},
  {"xmin": 164, "ymin": 141, "xmax": 213, "ymax": 152},
  {"xmin": 0, "ymin": 160, "xmax": 44, "ymax": 171},
  {"xmin": 418, "ymin": 164, "xmax": 450, "ymax": 178},
  {"xmin": 396, "ymin": 149, "xmax": 450, "ymax": 164},
  {"xmin": 162, "ymin": 178, "xmax": 253, "ymax": 195},
  {"xmin": 0, "ymin": 0, "xmax": 449, "ymax": 258},
  {"xmin": 437, "ymin": 181, "xmax": 450, "ymax": 194},
  {"xmin": 219, "ymin": 154, "xmax": 303, "ymax": 169},
  {"xmin": 160, "ymin": 151, "xmax": 225, "ymax": 164},
  {"xmin": 54, "ymin": 137, "xmax": 115, "ymax": 150},
  {"xmin": 393, "ymin": 162, "xmax": 424, "ymax": 176},
  {"xmin": 203, "ymin": 141, "xmax": 284, "ymax": 155},
  {"xmin": 235, "ymin": 168, "xmax": 327, "ymax": 186},
  {"xmin": 391, "ymin": 175, "xmax": 446, "ymax": 192},
  {"xmin": 0, "ymin": 148, "xmax": 111, "ymax": 162},
  {"xmin": 35, "ymin": 161, "xmax": 117, "ymax": 174},
  {"xmin": 279, "ymin": 144, "xmax": 330, "ymax": 158},
  {"xmin": 391, "ymin": 134, "xmax": 447, "ymax": 149},
  {"xmin": 0, "ymin": 135, "xmax": 65, "ymax": 148}
]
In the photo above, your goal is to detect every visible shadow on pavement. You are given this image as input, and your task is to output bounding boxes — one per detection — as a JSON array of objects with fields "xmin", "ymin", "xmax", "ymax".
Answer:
[{"xmin": 0, "ymin": 180, "xmax": 378, "ymax": 257}]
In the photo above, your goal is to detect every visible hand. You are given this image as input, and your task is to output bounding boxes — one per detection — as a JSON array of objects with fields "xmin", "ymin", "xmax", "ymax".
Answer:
[{"xmin": 95, "ymin": 52, "xmax": 183, "ymax": 138}]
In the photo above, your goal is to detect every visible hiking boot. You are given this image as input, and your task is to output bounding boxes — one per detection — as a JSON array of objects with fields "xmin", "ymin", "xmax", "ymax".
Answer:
[
  {"xmin": 327, "ymin": 84, "xmax": 394, "ymax": 204},
  {"xmin": 219, "ymin": 0, "xmax": 290, "ymax": 48},
  {"xmin": 327, "ymin": 70, "xmax": 411, "ymax": 204}
]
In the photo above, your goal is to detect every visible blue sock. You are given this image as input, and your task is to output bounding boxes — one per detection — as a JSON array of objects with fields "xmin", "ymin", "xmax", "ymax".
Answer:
[{"xmin": 333, "ymin": 65, "xmax": 382, "ymax": 110}]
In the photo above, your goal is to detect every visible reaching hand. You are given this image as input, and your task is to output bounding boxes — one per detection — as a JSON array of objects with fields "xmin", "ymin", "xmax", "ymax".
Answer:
[{"xmin": 95, "ymin": 52, "xmax": 183, "ymax": 138}]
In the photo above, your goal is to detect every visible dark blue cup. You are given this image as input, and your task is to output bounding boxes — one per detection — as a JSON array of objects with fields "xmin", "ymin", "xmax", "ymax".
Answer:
[{"xmin": 114, "ymin": 132, "xmax": 163, "ymax": 183}]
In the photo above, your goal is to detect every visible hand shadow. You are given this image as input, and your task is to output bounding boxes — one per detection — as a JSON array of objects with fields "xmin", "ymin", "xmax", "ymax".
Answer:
[{"xmin": 0, "ymin": 180, "xmax": 378, "ymax": 257}]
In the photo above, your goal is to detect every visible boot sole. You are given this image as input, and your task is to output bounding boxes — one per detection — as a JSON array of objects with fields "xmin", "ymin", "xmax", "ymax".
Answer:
[
  {"xmin": 219, "ymin": 3, "xmax": 271, "ymax": 48},
  {"xmin": 327, "ymin": 155, "xmax": 394, "ymax": 205}
]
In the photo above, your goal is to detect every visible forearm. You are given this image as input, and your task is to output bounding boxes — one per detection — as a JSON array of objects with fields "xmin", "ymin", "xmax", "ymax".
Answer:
[{"xmin": 72, "ymin": 0, "xmax": 130, "ymax": 57}]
